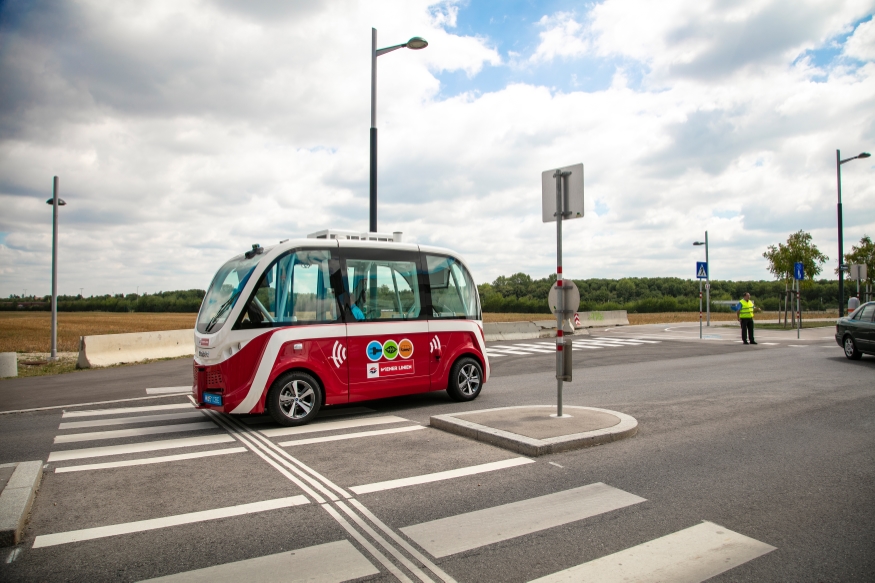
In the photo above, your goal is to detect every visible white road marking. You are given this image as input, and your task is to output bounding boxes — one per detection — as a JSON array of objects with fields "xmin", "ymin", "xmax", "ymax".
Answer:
[
  {"xmin": 528, "ymin": 521, "xmax": 776, "ymax": 582},
  {"xmin": 789, "ymin": 345, "xmax": 807, "ymax": 348},
  {"xmin": 62, "ymin": 403, "xmax": 193, "ymax": 418},
  {"xmin": 351, "ymin": 457, "xmax": 534, "ymax": 495},
  {"xmin": 145, "ymin": 386, "xmax": 191, "ymax": 395},
  {"xmin": 279, "ymin": 425, "xmax": 425, "ymax": 447},
  {"xmin": 549, "ymin": 462, "xmax": 564, "ymax": 468},
  {"xmin": 260, "ymin": 415, "xmax": 410, "ymax": 438},
  {"xmin": 53, "ymin": 421, "xmax": 217, "ymax": 444},
  {"xmin": 32, "ymin": 496, "xmax": 310, "ymax": 548},
  {"xmin": 48, "ymin": 434, "xmax": 236, "ymax": 462},
  {"xmin": 400, "ymin": 482, "xmax": 645, "ymax": 558},
  {"xmin": 138, "ymin": 539, "xmax": 378, "ymax": 583},
  {"xmin": 59, "ymin": 411, "xmax": 205, "ymax": 430},
  {"xmin": 54, "ymin": 447, "xmax": 246, "ymax": 473},
  {"xmin": 139, "ymin": 540, "xmax": 377, "ymax": 583}
]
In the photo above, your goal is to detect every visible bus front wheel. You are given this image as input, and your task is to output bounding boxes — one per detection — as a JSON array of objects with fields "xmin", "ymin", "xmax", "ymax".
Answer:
[{"xmin": 267, "ymin": 371, "xmax": 323, "ymax": 426}]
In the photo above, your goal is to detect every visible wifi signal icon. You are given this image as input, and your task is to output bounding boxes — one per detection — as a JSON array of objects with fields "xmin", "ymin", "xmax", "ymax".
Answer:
[
  {"xmin": 331, "ymin": 341, "xmax": 347, "ymax": 368},
  {"xmin": 429, "ymin": 336, "xmax": 440, "ymax": 354}
]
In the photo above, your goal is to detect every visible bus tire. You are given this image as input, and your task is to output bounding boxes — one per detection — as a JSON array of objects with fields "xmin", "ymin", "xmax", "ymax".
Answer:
[
  {"xmin": 447, "ymin": 357, "xmax": 483, "ymax": 402},
  {"xmin": 267, "ymin": 371, "xmax": 323, "ymax": 426}
]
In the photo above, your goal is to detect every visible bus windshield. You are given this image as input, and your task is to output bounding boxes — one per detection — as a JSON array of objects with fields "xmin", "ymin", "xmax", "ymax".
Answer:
[{"xmin": 197, "ymin": 254, "xmax": 263, "ymax": 334}]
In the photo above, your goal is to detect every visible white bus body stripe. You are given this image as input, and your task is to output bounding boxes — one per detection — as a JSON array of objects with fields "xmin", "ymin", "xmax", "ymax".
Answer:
[
  {"xmin": 229, "ymin": 324, "xmax": 346, "ymax": 414},
  {"xmin": 428, "ymin": 319, "xmax": 490, "ymax": 380},
  {"xmin": 232, "ymin": 319, "xmax": 489, "ymax": 415}
]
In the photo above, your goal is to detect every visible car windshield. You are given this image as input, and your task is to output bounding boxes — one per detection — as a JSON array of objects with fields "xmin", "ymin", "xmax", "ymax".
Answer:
[{"xmin": 197, "ymin": 253, "xmax": 263, "ymax": 334}]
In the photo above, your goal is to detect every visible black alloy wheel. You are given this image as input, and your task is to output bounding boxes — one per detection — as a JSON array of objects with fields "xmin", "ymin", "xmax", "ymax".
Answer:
[
  {"xmin": 267, "ymin": 371, "xmax": 323, "ymax": 426},
  {"xmin": 447, "ymin": 357, "xmax": 483, "ymax": 402}
]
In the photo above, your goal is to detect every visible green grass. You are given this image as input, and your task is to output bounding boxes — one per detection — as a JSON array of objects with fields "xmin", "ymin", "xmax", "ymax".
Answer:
[{"xmin": 719, "ymin": 322, "xmax": 835, "ymax": 330}]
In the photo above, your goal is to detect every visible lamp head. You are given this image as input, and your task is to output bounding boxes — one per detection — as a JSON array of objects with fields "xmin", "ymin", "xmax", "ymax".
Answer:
[
  {"xmin": 45, "ymin": 198, "xmax": 67, "ymax": 206},
  {"xmin": 858, "ymin": 152, "xmax": 871, "ymax": 159},
  {"xmin": 693, "ymin": 241, "xmax": 705, "ymax": 246},
  {"xmin": 405, "ymin": 36, "xmax": 428, "ymax": 50}
]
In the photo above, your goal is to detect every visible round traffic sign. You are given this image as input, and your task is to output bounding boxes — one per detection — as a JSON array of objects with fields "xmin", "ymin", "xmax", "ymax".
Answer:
[{"xmin": 548, "ymin": 280, "xmax": 580, "ymax": 315}]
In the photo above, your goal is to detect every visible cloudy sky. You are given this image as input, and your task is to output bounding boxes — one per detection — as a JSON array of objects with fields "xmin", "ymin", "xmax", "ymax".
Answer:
[{"xmin": 1, "ymin": 0, "xmax": 873, "ymax": 298}]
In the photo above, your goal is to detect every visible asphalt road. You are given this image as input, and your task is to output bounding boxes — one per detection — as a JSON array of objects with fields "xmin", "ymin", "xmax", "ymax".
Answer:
[{"xmin": 1, "ymin": 325, "xmax": 873, "ymax": 582}]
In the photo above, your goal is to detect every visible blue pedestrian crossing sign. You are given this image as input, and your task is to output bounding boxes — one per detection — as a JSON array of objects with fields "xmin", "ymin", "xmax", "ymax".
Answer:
[
  {"xmin": 794, "ymin": 262, "xmax": 804, "ymax": 280},
  {"xmin": 696, "ymin": 262, "xmax": 708, "ymax": 279}
]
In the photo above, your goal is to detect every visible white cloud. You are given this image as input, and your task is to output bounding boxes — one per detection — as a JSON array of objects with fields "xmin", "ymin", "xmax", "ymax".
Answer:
[
  {"xmin": 844, "ymin": 17, "xmax": 875, "ymax": 61},
  {"xmin": 1, "ymin": 0, "xmax": 874, "ymax": 300},
  {"xmin": 529, "ymin": 12, "xmax": 590, "ymax": 64}
]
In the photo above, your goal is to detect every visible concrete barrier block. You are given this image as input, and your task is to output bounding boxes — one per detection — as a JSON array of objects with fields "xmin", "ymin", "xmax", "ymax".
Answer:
[
  {"xmin": 483, "ymin": 321, "xmax": 542, "ymax": 341},
  {"xmin": 0, "ymin": 353, "xmax": 17, "ymax": 378},
  {"xmin": 78, "ymin": 329, "xmax": 195, "ymax": 368}
]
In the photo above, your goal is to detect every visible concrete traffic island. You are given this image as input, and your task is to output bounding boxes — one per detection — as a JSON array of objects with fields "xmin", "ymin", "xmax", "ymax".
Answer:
[
  {"xmin": 0, "ymin": 461, "xmax": 44, "ymax": 546},
  {"xmin": 430, "ymin": 405, "xmax": 637, "ymax": 457}
]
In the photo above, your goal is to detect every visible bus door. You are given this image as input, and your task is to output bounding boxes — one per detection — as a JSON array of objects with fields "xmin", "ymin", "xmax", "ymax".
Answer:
[
  {"xmin": 236, "ymin": 248, "xmax": 349, "ymax": 405},
  {"xmin": 342, "ymin": 248, "xmax": 430, "ymax": 401},
  {"xmin": 424, "ymin": 254, "xmax": 482, "ymax": 384}
]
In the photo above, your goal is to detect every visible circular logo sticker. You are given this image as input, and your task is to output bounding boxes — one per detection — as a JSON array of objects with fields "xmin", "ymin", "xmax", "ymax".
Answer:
[
  {"xmin": 398, "ymin": 339, "xmax": 414, "ymax": 359},
  {"xmin": 382, "ymin": 340, "xmax": 399, "ymax": 360},
  {"xmin": 366, "ymin": 340, "xmax": 383, "ymax": 362}
]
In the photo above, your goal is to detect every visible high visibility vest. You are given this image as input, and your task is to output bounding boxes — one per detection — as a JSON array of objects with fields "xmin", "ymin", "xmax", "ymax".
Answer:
[{"xmin": 738, "ymin": 299, "xmax": 754, "ymax": 319}]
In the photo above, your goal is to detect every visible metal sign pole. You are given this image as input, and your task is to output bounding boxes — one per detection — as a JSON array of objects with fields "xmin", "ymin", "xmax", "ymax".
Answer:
[
  {"xmin": 705, "ymin": 231, "xmax": 710, "ymax": 327},
  {"xmin": 699, "ymin": 279, "xmax": 702, "ymax": 339},
  {"xmin": 554, "ymin": 169, "xmax": 564, "ymax": 418},
  {"xmin": 50, "ymin": 176, "xmax": 59, "ymax": 361},
  {"xmin": 797, "ymin": 279, "xmax": 801, "ymax": 339}
]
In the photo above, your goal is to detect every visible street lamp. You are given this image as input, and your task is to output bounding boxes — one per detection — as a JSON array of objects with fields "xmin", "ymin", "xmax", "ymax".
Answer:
[
  {"xmin": 45, "ymin": 176, "xmax": 66, "ymax": 361},
  {"xmin": 837, "ymin": 150, "xmax": 870, "ymax": 316},
  {"xmin": 369, "ymin": 28, "xmax": 428, "ymax": 233},
  {"xmin": 693, "ymin": 231, "xmax": 710, "ymax": 326}
]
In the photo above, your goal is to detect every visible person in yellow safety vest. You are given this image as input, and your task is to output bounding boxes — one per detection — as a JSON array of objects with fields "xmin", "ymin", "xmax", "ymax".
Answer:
[{"xmin": 737, "ymin": 292, "xmax": 757, "ymax": 345}]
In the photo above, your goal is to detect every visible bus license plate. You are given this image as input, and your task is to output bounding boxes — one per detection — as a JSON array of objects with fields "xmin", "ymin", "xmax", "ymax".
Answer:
[{"xmin": 203, "ymin": 393, "xmax": 222, "ymax": 406}]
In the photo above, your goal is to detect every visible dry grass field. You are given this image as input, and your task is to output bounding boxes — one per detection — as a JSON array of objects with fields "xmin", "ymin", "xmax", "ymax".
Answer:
[
  {"xmin": 1, "ymin": 310, "xmax": 839, "ymax": 354},
  {"xmin": 0, "ymin": 312, "xmax": 196, "ymax": 353}
]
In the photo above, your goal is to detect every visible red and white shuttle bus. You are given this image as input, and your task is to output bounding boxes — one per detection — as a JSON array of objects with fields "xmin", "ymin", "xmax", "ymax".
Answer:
[{"xmin": 192, "ymin": 230, "xmax": 489, "ymax": 426}]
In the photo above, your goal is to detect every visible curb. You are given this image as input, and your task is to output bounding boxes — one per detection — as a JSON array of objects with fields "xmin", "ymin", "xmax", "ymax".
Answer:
[
  {"xmin": 430, "ymin": 405, "xmax": 638, "ymax": 457},
  {"xmin": 0, "ymin": 461, "xmax": 44, "ymax": 547}
]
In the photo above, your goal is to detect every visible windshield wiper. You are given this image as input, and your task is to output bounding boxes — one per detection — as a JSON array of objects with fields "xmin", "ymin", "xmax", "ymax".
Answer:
[{"xmin": 204, "ymin": 294, "xmax": 236, "ymax": 333}]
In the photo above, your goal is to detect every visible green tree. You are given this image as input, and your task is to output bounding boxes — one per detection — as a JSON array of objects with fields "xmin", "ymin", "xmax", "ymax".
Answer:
[
  {"xmin": 763, "ymin": 230, "xmax": 828, "ymax": 287},
  {"xmin": 842, "ymin": 235, "xmax": 874, "ymax": 289}
]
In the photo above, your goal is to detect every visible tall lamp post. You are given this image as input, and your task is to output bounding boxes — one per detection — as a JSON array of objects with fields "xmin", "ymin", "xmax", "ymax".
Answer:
[
  {"xmin": 370, "ymin": 28, "xmax": 427, "ymax": 233},
  {"xmin": 837, "ymin": 150, "xmax": 870, "ymax": 316},
  {"xmin": 694, "ymin": 231, "xmax": 710, "ymax": 326},
  {"xmin": 45, "ymin": 176, "xmax": 66, "ymax": 361}
]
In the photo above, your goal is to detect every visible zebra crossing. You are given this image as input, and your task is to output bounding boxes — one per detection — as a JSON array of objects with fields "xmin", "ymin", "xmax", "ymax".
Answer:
[
  {"xmin": 30, "ymin": 398, "xmax": 780, "ymax": 581},
  {"xmin": 486, "ymin": 336, "xmax": 660, "ymax": 358}
]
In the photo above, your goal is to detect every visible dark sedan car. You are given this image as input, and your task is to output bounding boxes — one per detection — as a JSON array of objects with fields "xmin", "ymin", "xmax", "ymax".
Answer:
[{"xmin": 835, "ymin": 301, "xmax": 875, "ymax": 359}]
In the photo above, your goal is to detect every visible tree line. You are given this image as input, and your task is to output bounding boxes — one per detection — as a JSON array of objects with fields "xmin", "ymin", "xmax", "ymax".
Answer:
[
  {"xmin": 1, "ymin": 290, "xmax": 205, "ymax": 312},
  {"xmin": 4, "ymin": 231, "xmax": 869, "ymax": 315},
  {"xmin": 479, "ymin": 274, "xmax": 840, "ymax": 314}
]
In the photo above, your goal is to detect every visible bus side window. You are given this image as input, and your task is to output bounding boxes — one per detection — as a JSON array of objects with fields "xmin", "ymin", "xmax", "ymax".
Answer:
[
  {"xmin": 344, "ymin": 257, "xmax": 421, "ymax": 321},
  {"xmin": 424, "ymin": 254, "xmax": 480, "ymax": 319}
]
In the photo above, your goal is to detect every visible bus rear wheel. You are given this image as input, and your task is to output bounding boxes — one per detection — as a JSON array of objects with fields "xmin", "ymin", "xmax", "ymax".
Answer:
[
  {"xmin": 267, "ymin": 371, "xmax": 323, "ymax": 426},
  {"xmin": 447, "ymin": 357, "xmax": 483, "ymax": 402}
]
